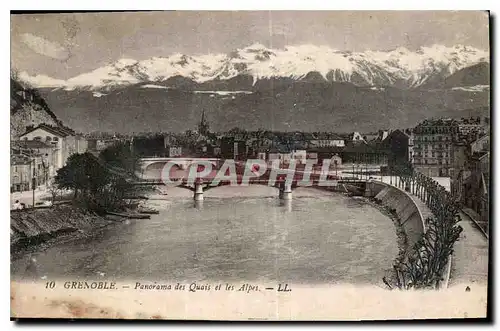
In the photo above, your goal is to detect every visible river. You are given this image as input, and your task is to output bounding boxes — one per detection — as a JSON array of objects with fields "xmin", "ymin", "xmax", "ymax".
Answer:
[{"xmin": 11, "ymin": 186, "xmax": 398, "ymax": 286}]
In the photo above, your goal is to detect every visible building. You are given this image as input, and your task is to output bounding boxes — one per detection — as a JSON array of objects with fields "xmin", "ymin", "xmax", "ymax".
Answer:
[
  {"xmin": 13, "ymin": 139, "xmax": 57, "ymax": 178},
  {"xmin": 291, "ymin": 149, "xmax": 307, "ymax": 164},
  {"xmin": 306, "ymin": 147, "xmax": 344, "ymax": 164},
  {"xmin": 213, "ymin": 147, "xmax": 222, "ymax": 157},
  {"xmin": 459, "ymin": 151, "xmax": 490, "ymax": 233},
  {"xmin": 309, "ymin": 133, "xmax": 345, "ymax": 148},
  {"xmin": 412, "ymin": 118, "xmax": 489, "ymax": 178},
  {"xmin": 306, "ymin": 152, "xmax": 318, "ymax": 161},
  {"xmin": 411, "ymin": 119, "xmax": 457, "ymax": 177},
  {"xmin": 471, "ymin": 133, "xmax": 490, "ymax": 154},
  {"xmin": 87, "ymin": 138, "xmax": 119, "ymax": 152},
  {"xmin": 363, "ymin": 130, "xmax": 389, "ymax": 143},
  {"xmin": 345, "ymin": 132, "xmax": 366, "ymax": 143},
  {"xmin": 167, "ymin": 146, "xmax": 183, "ymax": 157},
  {"xmin": 342, "ymin": 141, "xmax": 389, "ymax": 165},
  {"xmin": 452, "ymin": 127, "xmax": 490, "ymax": 233},
  {"xmin": 377, "ymin": 130, "xmax": 389, "ymax": 141},
  {"xmin": 267, "ymin": 145, "xmax": 292, "ymax": 164},
  {"xmin": 10, "ymin": 144, "xmax": 54, "ymax": 192},
  {"xmin": 11, "ymin": 154, "xmax": 32, "ymax": 192},
  {"xmin": 220, "ymin": 137, "xmax": 248, "ymax": 160},
  {"xmin": 457, "ymin": 117, "xmax": 488, "ymax": 137},
  {"xmin": 383, "ymin": 129, "xmax": 411, "ymax": 166},
  {"xmin": 408, "ymin": 130, "xmax": 415, "ymax": 165},
  {"xmin": 19, "ymin": 124, "xmax": 87, "ymax": 170}
]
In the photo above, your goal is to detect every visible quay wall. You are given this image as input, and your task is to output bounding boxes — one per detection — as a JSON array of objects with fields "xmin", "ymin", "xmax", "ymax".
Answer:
[
  {"xmin": 10, "ymin": 205, "xmax": 117, "ymax": 249},
  {"xmin": 367, "ymin": 181, "xmax": 425, "ymax": 250}
]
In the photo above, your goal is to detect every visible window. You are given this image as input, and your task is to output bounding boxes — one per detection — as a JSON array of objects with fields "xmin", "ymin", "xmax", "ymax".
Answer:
[
  {"xmin": 34, "ymin": 136, "xmax": 42, "ymax": 141},
  {"xmin": 53, "ymin": 137, "xmax": 59, "ymax": 142},
  {"xmin": 46, "ymin": 136, "xmax": 52, "ymax": 142}
]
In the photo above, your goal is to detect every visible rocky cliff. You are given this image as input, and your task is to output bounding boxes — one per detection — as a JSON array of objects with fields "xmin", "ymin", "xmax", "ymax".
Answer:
[{"xmin": 10, "ymin": 78, "xmax": 61, "ymax": 139}]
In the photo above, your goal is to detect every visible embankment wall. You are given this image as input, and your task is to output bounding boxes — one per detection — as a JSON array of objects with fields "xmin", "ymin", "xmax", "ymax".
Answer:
[
  {"xmin": 367, "ymin": 181, "xmax": 425, "ymax": 250},
  {"xmin": 10, "ymin": 205, "xmax": 113, "ymax": 248}
]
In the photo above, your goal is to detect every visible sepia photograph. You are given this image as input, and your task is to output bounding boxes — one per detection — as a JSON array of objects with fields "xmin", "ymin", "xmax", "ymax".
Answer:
[{"xmin": 9, "ymin": 10, "xmax": 490, "ymax": 321}]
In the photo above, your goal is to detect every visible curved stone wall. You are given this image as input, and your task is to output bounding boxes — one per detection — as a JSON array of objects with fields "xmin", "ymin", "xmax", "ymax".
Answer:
[{"xmin": 367, "ymin": 181, "xmax": 425, "ymax": 249}]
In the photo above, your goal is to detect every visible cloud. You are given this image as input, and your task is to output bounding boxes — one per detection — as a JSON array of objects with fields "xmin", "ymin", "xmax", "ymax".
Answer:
[{"xmin": 20, "ymin": 33, "xmax": 69, "ymax": 60}]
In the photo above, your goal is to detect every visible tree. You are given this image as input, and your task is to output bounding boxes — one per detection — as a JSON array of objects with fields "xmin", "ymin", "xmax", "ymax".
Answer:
[
  {"xmin": 99, "ymin": 141, "xmax": 138, "ymax": 173},
  {"xmin": 47, "ymin": 179, "xmax": 62, "ymax": 204},
  {"xmin": 54, "ymin": 153, "xmax": 111, "ymax": 200}
]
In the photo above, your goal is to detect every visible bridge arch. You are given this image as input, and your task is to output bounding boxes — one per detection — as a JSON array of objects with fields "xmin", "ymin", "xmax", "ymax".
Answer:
[
  {"xmin": 138, "ymin": 158, "xmax": 221, "ymax": 180},
  {"xmin": 203, "ymin": 183, "xmax": 281, "ymax": 198}
]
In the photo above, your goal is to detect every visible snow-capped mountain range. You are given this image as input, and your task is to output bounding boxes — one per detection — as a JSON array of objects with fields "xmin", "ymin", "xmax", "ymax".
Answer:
[{"xmin": 20, "ymin": 43, "xmax": 489, "ymax": 91}]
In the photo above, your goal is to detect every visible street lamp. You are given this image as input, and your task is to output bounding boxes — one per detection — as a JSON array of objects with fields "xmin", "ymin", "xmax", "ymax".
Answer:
[
  {"xmin": 390, "ymin": 165, "xmax": 393, "ymax": 186},
  {"xmin": 32, "ymin": 159, "xmax": 36, "ymax": 208}
]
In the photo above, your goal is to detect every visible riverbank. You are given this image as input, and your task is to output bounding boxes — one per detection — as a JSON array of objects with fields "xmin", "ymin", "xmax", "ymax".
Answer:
[
  {"xmin": 363, "ymin": 197, "xmax": 409, "ymax": 289},
  {"xmin": 10, "ymin": 204, "xmax": 128, "ymax": 253},
  {"xmin": 10, "ymin": 179, "xmax": 167, "ymax": 254}
]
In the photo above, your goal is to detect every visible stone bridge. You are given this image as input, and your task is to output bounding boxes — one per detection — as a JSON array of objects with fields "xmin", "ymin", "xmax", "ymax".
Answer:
[
  {"xmin": 137, "ymin": 157, "xmax": 222, "ymax": 176},
  {"xmin": 131, "ymin": 174, "xmax": 369, "ymax": 201},
  {"xmin": 134, "ymin": 157, "xmax": 377, "ymax": 201}
]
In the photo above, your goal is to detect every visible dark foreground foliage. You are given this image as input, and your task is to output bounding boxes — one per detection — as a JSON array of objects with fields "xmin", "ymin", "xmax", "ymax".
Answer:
[
  {"xmin": 54, "ymin": 152, "xmax": 135, "ymax": 213},
  {"xmin": 385, "ymin": 164, "xmax": 463, "ymax": 290}
]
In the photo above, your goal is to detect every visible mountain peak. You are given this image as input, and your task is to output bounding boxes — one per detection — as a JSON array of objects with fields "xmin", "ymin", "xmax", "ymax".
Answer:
[
  {"xmin": 18, "ymin": 71, "xmax": 66, "ymax": 88},
  {"xmin": 21, "ymin": 43, "xmax": 489, "ymax": 90},
  {"xmin": 244, "ymin": 42, "xmax": 270, "ymax": 51},
  {"xmin": 113, "ymin": 58, "xmax": 138, "ymax": 68}
]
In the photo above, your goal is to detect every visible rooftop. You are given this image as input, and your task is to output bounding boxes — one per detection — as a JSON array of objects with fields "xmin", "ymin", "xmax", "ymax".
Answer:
[{"xmin": 20, "ymin": 123, "xmax": 76, "ymax": 138}]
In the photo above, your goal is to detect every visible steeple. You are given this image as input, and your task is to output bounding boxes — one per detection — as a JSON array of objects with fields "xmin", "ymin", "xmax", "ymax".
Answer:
[{"xmin": 198, "ymin": 109, "xmax": 209, "ymax": 136}]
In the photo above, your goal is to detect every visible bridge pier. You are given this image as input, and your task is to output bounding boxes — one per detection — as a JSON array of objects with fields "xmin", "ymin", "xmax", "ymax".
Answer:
[
  {"xmin": 194, "ymin": 182, "xmax": 204, "ymax": 201},
  {"xmin": 364, "ymin": 182, "xmax": 373, "ymax": 197},
  {"xmin": 280, "ymin": 199, "xmax": 292, "ymax": 212},
  {"xmin": 279, "ymin": 182, "xmax": 293, "ymax": 200},
  {"xmin": 194, "ymin": 200, "xmax": 203, "ymax": 209}
]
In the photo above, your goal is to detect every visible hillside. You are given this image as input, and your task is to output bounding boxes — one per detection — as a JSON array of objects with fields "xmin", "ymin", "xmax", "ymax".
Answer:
[
  {"xmin": 10, "ymin": 78, "xmax": 62, "ymax": 139},
  {"xmin": 421, "ymin": 62, "xmax": 490, "ymax": 90},
  {"xmin": 20, "ymin": 43, "xmax": 490, "ymax": 134},
  {"xmin": 37, "ymin": 80, "xmax": 490, "ymax": 134}
]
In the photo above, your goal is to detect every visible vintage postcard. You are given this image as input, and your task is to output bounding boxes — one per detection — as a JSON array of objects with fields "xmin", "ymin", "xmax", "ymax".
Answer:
[{"xmin": 10, "ymin": 10, "xmax": 490, "ymax": 321}]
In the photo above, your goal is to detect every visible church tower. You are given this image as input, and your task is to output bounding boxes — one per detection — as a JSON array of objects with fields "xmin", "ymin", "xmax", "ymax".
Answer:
[{"xmin": 198, "ymin": 109, "xmax": 209, "ymax": 136}]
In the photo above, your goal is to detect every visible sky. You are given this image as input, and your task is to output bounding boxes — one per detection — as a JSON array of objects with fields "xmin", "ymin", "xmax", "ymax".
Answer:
[{"xmin": 11, "ymin": 11, "xmax": 490, "ymax": 79}]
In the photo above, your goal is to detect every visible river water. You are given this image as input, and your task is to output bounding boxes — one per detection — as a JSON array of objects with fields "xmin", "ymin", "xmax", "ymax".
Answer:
[{"xmin": 11, "ymin": 186, "xmax": 397, "ymax": 286}]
